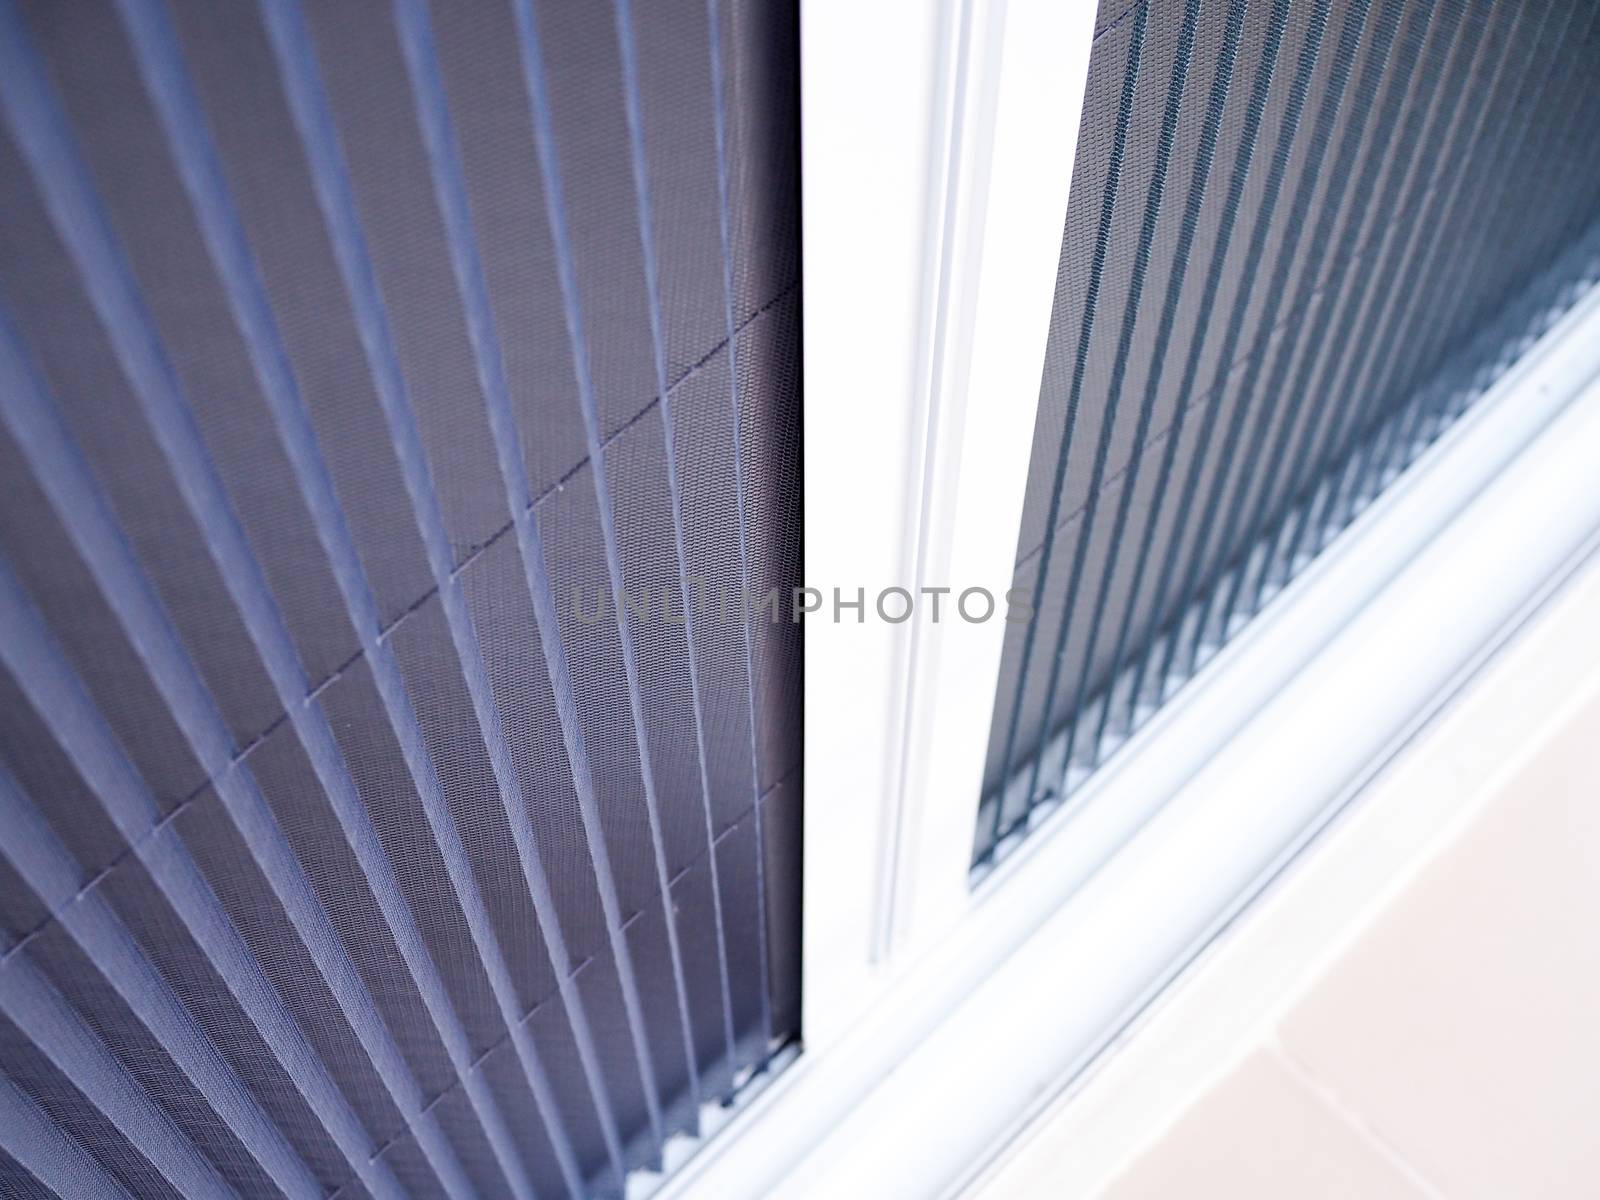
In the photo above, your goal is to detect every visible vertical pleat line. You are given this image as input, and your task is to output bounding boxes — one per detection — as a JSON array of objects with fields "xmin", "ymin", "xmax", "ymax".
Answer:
[
  {"xmin": 1373, "ymin": 0, "xmax": 1586, "ymax": 473},
  {"xmin": 503, "ymin": 0, "xmax": 687, "ymax": 1164},
  {"xmin": 1435, "ymin": 1, "xmax": 1600, "ymax": 418},
  {"xmin": 117, "ymin": 3, "xmax": 589, "ymax": 1194},
  {"xmin": 395, "ymin": 0, "xmax": 692, "ymax": 1163},
  {"xmin": 1355, "ymin": 3, "xmax": 1532, "ymax": 489},
  {"xmin": 1047, "ymin": 0, "xmax": 1202, "ymax": 780},
  {"xmin": 1182, "ymin": 0, "xmax": 1416, "ymax": 673},
  {"xmin": 1350, "ymin": 0, "xmax": 1598, "ymax": 536},
  {"xmin": 613, "ymin": 0, "xmax": 733, "ymax": 1102},
  {"xmin": 1157, "ymin": 0, "xmax": 1383, "ymax": 688},
  {"xmin": 1322, "ymin": 0, "xmax": 1494, "ymax": 419},
  {"xmin": 1275, "ymin": 0, "xmax": 1498, "ymax": 590},
  {"xmin": 1081, "ymin": 0, "xmax": 1257, "ymax": 765},
  {"xmin": 0, "ymin": 547, "xmax": 402, "ymax": 1200},
  {"xmin": 0, "ymin": 15, "xmax": 482, "ymax": 1196},
  {"xmin": 0, "ymin": 762, "xmax": 324, "ymax": 1200},
  {"xmin": 990, "ymin": 0, "xmax": 1149, "ymax": 841},
  {"xmin": 1257, "ymin": 0, "xmax": 1461, "ymax": 588},
  {"xmin": 1422, "ymin": 22, "xmax": 1600, "ymax": 436},
  {"xmin": 1351, "ymin": 0, "xmax": 1541, "ymax": 457},
  {"xmin": 704, "ymin": 0, "xmax": 774, "ymax": 1049},
  {"xmin": 1106, "ymin": 0, "xmax": 1293, "ymax": 741},
  {"xmin": 258, "ymin": 0, "xmax": 636, "ymax": 1186},
  {"xmin": 1216, "ymin": 0, "xmax": 1448, "ymax": 632},
  {"xmin": 1439, "ymin": 0, "xmax": 1600, "ymax": 420},
  {"xmin": 0, "ymin": 1070, "xmax": 134, "ymax": 1200},
  {"xmin": 109, "ymin": 3, "xmax": 557, "ymax": 1193},
  {"xmin": 1363, "ymin": 0, "xmax": 1574, "ymax": 492},
  {"xmin": 1124, "ymin": 0, "xmax": 1335, "ymax": 720},
  {"xmin": 1364, "ymin": 0, "xmax": 1546, "ymax": 432},
  {"xmin": 0, "ymin": 949, "xmax": 236, "ymax": 1198},
  {"xmin": 1547, "ymin": 24, "xmax": 1600, "ymax": 246}
]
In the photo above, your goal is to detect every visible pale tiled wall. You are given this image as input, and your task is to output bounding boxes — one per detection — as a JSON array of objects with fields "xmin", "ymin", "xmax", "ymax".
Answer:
[
  {"xmin": 969, "ymin": 553, "xmax": 1600, "ymax": 1199},
  {"xmin": 1108, "ymin": 689, "xmax": 1600, "ymax": 1199},
  {"xmin": 1268, "ymin": 691, "xmax": 1600, "ymax": 1200},
  {"xmin": 1104, "ymin": 1051, "xmax": 1425, "ymax": 1199}
]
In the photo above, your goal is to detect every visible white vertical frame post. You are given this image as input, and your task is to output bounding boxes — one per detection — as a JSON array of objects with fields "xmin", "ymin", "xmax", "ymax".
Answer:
[
  {"xmin": 802, "ymin": 0, "xmax": 1096, "ymax": 1047},
  {"xmin": 799, "ymin": 0, "xmax": 952, "ymax": 1046},
  {"xmin": 889, "ymin": 0, "xmax": 1097, "ymax": 951}
]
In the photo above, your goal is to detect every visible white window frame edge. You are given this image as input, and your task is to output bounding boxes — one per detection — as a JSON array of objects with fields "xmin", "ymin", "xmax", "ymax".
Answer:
[
  {"xmin": 796, "ymin": 0, "xmax": 1096, "ymax": 1048},
  {"xmin": 665, "ymin": 232, "xmax": 1600, "ymax": 1194}
]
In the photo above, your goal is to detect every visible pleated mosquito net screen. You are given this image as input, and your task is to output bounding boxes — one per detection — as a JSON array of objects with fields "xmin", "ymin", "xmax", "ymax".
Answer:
[
  {"xmin": 976, "ymin": 0, "xmax": 1600, "ymax": 865},
  {"xmin": 0, "ymin": 0, "xmax": 800, "ymax": 1197}
]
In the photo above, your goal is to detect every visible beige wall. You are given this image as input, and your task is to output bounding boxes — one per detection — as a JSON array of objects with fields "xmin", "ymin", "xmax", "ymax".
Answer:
[{"xmin": 969, "ymin": 550, "xmax": 1600, "ymax": 1199}]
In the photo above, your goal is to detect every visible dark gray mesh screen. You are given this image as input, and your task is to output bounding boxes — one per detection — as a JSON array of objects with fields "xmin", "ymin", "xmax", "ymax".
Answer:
[
  {"xmin": 977, "ymin": 0, "xmax": 1600, "ymax": 865},
  {"xmin": 0, "ymin": 0, "xmax": 800, "ymax": 1197}
]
